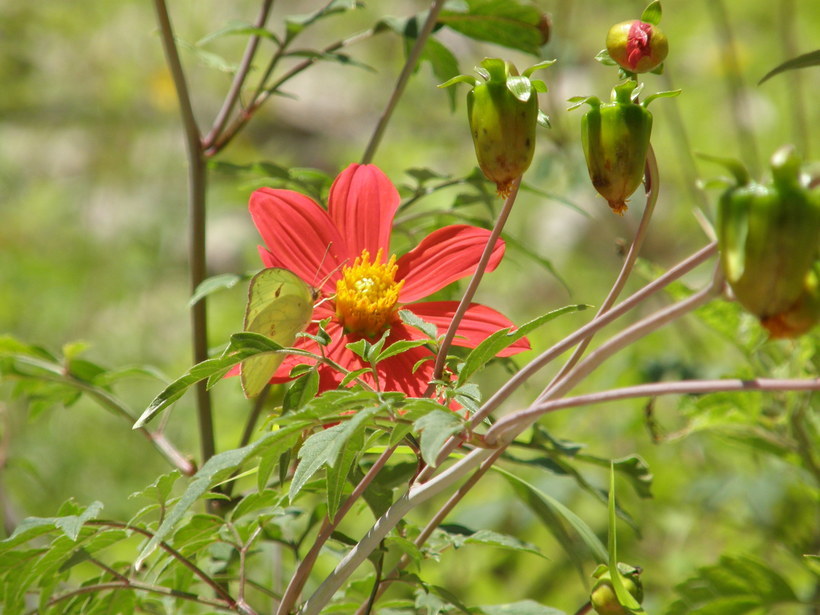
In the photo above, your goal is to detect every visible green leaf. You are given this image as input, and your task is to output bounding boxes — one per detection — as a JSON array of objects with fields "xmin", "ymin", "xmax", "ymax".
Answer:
[
  {"xmin": 438, "ymin": 526, "xmax": 547, "ymax": 560},
  {"xmin": 413, "ymin": 410, "xmax": 464, "ymax": 467},
  {"xmin": 420, "ymin": 37, "xmax": 461, "ymax": 109},
  {"xmin": 135, "ymin": 427, "xmax": 308, "ymax": 567},
  {"xmin": 196, "ymin": 21, "xmax": 280, "ymax": 47},
  {"xmin": 376, "ymin": 339, "xmax": 431, "ymax": 363},
  {"xmin": 439, "ymin": 0, "xmax": 549, "ymax": 56},
  {"xmin": 640, "ymin": 1, "xmax": 662, "ymax": 25},
  {"xmin": 283, "ymin": 369, "xmax": 320, "ymax": 413},
  {"xmin": 667, "ymin": 555, "xmax": 800, "ymax": 615},
  {"xmin": 1, "ymin": 500, "xmax": 103, "ymax": 548},
  {"xmin": 289, "ymin": 406, "xmax": 380, "ymax": 501},
  {"xmin": 496, "ymin": 467, "xmax": 608, "ymax": 566},
  {"xmin": 458, "ymin": 305, "xmax": 589, "ymax": 385},
  {"xmin": 480, "ymin": 601, "xmax": 566, "ymax": 615},
  {"xmin": 326, "ymin": 429, "xmax": 362, "ymax": 520},
  {"xmin": 399, "ymin": 310, "xmax": 439, "ymax": 340},
  {"xmin": 134, "ymin": 331, "xmax": 317, "ymax": 428},
  {"xmin": 758, "ymin": 49, "xmax": 820, "ymax": 84},
  {"xmin": 506, "ymin": 75, "xmax": 533, "ymax": 102},
  {"xmin": 607, "ymin": 466, "xmax": 644, "ymax": 613},
  {"xmin": 128, "ymin": 471, "xmax": 180, "ymax": 507},
  {"xmin": 188, "ymin": 273, "xmax": 246, "ymax": 307}
]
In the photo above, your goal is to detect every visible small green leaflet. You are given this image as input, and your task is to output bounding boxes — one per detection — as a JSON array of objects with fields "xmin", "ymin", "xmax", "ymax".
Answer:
[{"xmin": 240, "ymin": 268, "xmax": 315, "ymax": 398}]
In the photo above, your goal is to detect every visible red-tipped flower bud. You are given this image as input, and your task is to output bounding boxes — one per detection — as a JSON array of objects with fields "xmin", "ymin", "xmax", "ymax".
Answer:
[{"xmin": 606, "ymin": 20, "xmax": 668, "ymax": 73}]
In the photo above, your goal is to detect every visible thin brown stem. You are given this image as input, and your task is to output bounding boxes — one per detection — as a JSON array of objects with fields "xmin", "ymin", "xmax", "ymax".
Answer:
[
  {"xmin": 87, "ymin": 520, "xmax": 236, "ymax": 605},
  {"xmin": 207, "ymin": 29, "xmax": 375, "ymax": 156},
  {"xmin": 361, "ymin": 0, "xmax": 448, "ymax": 164},
  {"xmin": 203, "ymin": 0, "xmax": 276, "ymax": 151},
  {"xmin": 153, "ymin": 0, "xmax": 215, "ymax": 465},
  {"xmin": 430, "ymin": 177, "xmax": 522, "ymax": 384}
]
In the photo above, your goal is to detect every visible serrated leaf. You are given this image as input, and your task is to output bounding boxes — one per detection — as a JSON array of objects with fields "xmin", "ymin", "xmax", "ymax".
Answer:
[
  {"xmin": 399, "ymin": 310, "xmax": 438, "ymax": 340},
  {"xmin": 135, "ymin": 427, "xmax": 307, "ymax": 567},
  {"xmin": 283, "ymin": 369, "xmax": 320, "ymax": 413},
  {"xmin": 414, "ymin": 410, "xmax": 464, "ymax": 467},
  {"xmin": 289, "ymin": 406, "xmax": 380, "ymax": 501},
  {"xmin": 326, "ymin": 429, "xmax": 362, "ymax": 520},
  {"xmin": 2, "ymin": 501, "xmax": 103, "ymax": 547},
  {"xmin": 458, "ymin": 305, "xmax": 588, "ymax": 385},
  {"xmin": 135, "ymin": 331, "xmax": 316, "ymax": 428},
  {"xmin": 758, "ymin": 49, "xmax": 820, "ymax": 84},
  {"xmin": 197, "ymin": 22, "xmax": 280, "ymax": 47},
  {"xmin": 375, "ymin": 339, "xmax": 430, "ymax": 363}
]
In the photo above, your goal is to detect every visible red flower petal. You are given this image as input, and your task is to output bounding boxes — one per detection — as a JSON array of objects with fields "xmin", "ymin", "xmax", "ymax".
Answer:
[
  {"xmin": 328, "ymin": 164, "xmax": 399, "ymax": 259},
  {"xmin": 396, "ymin": 226, "xmax": 505, "ymax": 303},
  {"xmin": 250, "ymin": 188, "xmax": 348, "ymax": 293},
  {"xmin": 405, "ymin": 302, "xmax": 530, "ymax": 356}
]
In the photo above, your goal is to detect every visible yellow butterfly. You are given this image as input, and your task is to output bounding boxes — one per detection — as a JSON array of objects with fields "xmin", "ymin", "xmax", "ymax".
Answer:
[{"xmin": 240, "ymin": 268, "xmax": 316, "ymax": 398}]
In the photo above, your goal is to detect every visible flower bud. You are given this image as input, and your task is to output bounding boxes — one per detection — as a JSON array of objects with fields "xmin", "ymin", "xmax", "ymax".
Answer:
[
  {"xmin": 590, "ymin": 564, "xmax": 643, "ymax": 615},
  {"xmin": 606, "ymin": 20, "xmax": 668, "ymax": 73},
  {"xmin": 440, "ymin": 58, "xmax": 554, "ymax": 198},
  {"xmin": 715, "ymin": 146, "xmax": 820, "ymax": 338},
  {"xmin": 578, "ymin": 81, "xmax": 652, "ymax": 214}
]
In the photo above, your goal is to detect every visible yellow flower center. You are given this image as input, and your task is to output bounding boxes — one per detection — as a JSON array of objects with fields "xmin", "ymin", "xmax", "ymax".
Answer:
[{"xmin": 335, "ymin": 249, "xmax": 404, "ymax": 337}]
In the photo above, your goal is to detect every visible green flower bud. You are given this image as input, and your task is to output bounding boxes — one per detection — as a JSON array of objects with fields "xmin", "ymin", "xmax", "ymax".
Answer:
[
  {"xmin": 606, "ymin": 20, "xmax": 668, "ymax": 74},
  {"xmin": 576, "ymin": 81, "xmax": 651, "ymax": 215},
  {"xmin": 715, "ymin": 146, "xmax": 820, "ymax": 338},
  {"xmin": 590, "ymin": 564, "xmax": 643, "ymax": 615},
  {"xmin": 440, "ymin": 58, "xmax": 554, "ymax": 197}
]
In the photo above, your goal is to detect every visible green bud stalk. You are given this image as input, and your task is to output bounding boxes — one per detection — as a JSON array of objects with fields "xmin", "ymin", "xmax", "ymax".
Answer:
[
  {"xmin": 440, "ymin": 58, "xmax": 554, "ymax": 197},
  {"xmin": 715, "ymin": 145, "xmax": 820, "ymax": 338}
]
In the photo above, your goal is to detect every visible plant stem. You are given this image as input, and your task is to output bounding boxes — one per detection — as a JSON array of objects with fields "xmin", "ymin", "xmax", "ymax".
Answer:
[
  {"xmin": 153, "ymin": 0, "xmax": 215, "ymax": 465},
  {"xmin": 301, "ymin": 273, "xmax": 726, "ymax": 613},
  {"xmin": 430, "ymin": 176, "xmax": 522, "ymax": 384},
  {"xmin": 274, "ymin": 445, "xmax": 397, "ymax": 615},
  {"xmin": 208, "ymin": 28, "xmax": 376, "ymax": 156},
  {"xmin": 546, "ymin": 144, "xmax": 660, "ymax": 392},
  {"xmin": 87, "ymin": 520, "xmax": 237, "ymax": 605},
  {"xmin": 486, "ymin": 377, "xmax": 820, "ymax": 446},
  {"xmin": 202, "ymin": 0, "xmax": 276, "ymax": 151},
  {"xmin": 360, "ymin": 0, "xmax": 447, "ymax": 164},
  {"xmin": 424, "ymin": 241, "xmax": 718, "ymax": 472}
]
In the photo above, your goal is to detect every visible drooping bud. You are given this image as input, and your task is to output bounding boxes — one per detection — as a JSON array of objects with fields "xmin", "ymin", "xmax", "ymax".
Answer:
[
  {"xmin": 714, "ymin": 146, "xmax": 820, "ymax": 338},
  {"xmin": 572, "ymin": 81, "xmax": 678, "ymax": 214},
  {"xmin": 606, "ymin": 20, "xmax": 668, "ymax": 73},
  {"xmin": 590, "ymin": 564, "xmax": 644, "ymax": 615},
  {"xmin": 439, "ymin": 58, "xmax": 554, "ymax": 197}
]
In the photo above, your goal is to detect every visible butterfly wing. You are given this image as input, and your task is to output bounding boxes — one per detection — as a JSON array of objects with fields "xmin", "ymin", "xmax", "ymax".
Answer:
[{"xmin": 240, "ymin": 268, "xmax": 314, "ymax": 398}]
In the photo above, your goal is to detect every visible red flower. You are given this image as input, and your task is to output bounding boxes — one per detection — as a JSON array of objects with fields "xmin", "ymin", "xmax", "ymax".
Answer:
[{"xmin": 247, "ymin": 163, "xmax": 530, "ymax": 396}]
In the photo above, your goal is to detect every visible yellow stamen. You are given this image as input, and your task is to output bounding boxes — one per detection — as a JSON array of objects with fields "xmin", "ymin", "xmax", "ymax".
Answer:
[{"xmin": 335, "ymin": 249, "xmax": 404, "ymax": 337}]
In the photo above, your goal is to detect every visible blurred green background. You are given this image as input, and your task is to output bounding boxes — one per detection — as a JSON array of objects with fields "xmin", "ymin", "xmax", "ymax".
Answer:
[{"xmin": 1, "ymin": 0, "xmax": 818, "ymax": 612}]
